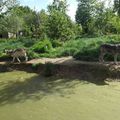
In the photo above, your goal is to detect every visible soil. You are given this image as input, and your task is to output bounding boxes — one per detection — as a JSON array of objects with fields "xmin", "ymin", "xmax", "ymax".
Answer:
[
  {"xmin": 1, "ymin": 56, "xmax": 120, "ymax": 67},
  {"xmin": 0, "ymin": 57, "xmax": 120, "ymax": 82}
]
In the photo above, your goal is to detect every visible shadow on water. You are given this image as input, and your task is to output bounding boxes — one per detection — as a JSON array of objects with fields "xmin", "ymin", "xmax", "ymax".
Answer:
[
  {"xmin": 0, "ymin": 69, "xmax": 108, "ymax": 106},
  {"xmin": 0, "ymin": 75, "xmax": 80, "ymax": 106},
  {"xmin": 0, "ymin": 59, "xmax": 119, "ymax": 106}
]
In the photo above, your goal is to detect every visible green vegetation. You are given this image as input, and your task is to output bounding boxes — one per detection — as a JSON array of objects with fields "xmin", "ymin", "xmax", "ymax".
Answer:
[
  {"xmin": 43, "ymin": 62, "xmax": 56, "ymax": 77},
  {"xmin": 32, "ymin": 39, "xmax": 53, "ymax": 53},
  {"xmin": 0, "ymin": 35, "xmax": 120, "ymax": 61},
  {"xmin": 0, "ymin": 0, "xmax": 120, "ymax": 61},
  {"xmin": 1, "ymin": 1, "xmax": 120, "ymax": 119},
  {"xmin": 1, "ymin": 0, "xmax": 120, "ymax": 39}
]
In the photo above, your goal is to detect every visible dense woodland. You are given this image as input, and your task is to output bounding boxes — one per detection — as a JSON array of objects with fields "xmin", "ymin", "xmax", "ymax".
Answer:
[{"xmin": 0, "ymin": 0, "xmax": 120, "ymax": 61}]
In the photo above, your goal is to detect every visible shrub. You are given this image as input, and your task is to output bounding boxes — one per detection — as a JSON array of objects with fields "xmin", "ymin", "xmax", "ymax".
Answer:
[
  {"xmin": 51, "ymin": 40, "xmax": 63, "ymax": 48},
  {"xmin": 74, "ymin": 48, "xmax": 99, "ymax": 61},
  {"xmin": 59, "ymin": 47, "xmax": 78, "ymax": 56},
  {"xmin": 107, "ymin": 35, "xmax": 120, "ymax": 43},
  {"xmin": 18, "ymin": 38, "xmax": 37, "ymax": 47},
  {"xmin": 27, "ymin": 50, "xmax": 39, "ymax": 59},
  {"xmin": 32, "ymin": 39, "xmax": 53, "ymax": 53}
]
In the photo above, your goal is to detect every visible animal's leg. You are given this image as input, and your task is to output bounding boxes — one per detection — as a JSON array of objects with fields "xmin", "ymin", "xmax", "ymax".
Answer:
[
  {"xmin": 114, "ymin": 54, "xmax": 118, "ymax": 65},
  {"xmin": 25, "ymin": 56, "xmax": 28, "ymax": 62},
  {"xmin": 99, "ymin": 53, "xmax": 105, "ymax": 63},
  {"xmin": 12, "ymin": 57, "xmax": 15, "ymax": 63},
  {"xmin": 99, "ymin": 55, "xmax": 102, "ymax": 62},
  {"xmin": 25, "ymin": 54, "xmax": 28, "ymax": 62},
  {"xmin": 17, "ymin": 57, "xmax": 21, "ymax": 63}
]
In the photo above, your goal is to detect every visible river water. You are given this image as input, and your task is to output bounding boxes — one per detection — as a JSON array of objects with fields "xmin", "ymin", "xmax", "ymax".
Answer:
[{"xmin": 0, "ymin": 71, "xmax": 120, "ymax": 120}]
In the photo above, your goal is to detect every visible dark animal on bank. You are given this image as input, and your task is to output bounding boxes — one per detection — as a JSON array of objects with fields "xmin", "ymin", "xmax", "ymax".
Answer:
[
  {"xmin": 99, "ymin": 44, "xmax": 120, "ymax": 64},
  {"xmin": 5, "ymin": 48, "xmax": 28, "ymax": 63}
]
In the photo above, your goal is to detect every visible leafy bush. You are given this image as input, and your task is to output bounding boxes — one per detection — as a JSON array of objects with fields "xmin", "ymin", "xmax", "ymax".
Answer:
[
  {"xmin": 107, "ymin": 35, "xmax": 120, "ymax": 43},
  {"xmin": 74, "ymin": 48, "xmax": 99, "ymax": 61},
  {"xmin": 51, "ymin": 40, "xmax": 63, "ymax": 48},
  {"xmin": 32, "ymin": 39, "xmax": 53, "ymax": 53},
  {"xmin": 18, "ymin": 37, "xmax": 37, "ymax": 47},
  {"xmin": 27, "ymin": 50, "xmax": 39, "ymax": 60},
  {"xmin": 59, "ymin": 47, "xmax": 78, "ymax": 56}
]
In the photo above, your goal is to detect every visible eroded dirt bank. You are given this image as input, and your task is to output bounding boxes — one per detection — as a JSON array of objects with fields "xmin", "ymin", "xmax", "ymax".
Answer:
[{"xmin": 0, "ymin": 57, "xmax": 120, "ymax": 84}]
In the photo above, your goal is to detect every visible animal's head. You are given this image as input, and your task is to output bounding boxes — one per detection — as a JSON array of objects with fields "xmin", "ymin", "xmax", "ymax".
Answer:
[{"xmin": 4, "ymin": 49, "xmax": 15, "ymax": 56}]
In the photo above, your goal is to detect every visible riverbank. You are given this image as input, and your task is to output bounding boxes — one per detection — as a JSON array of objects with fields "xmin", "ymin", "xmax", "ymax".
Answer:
[{"xmin": 0, "ymin": 57, "xmax": 120, "ymax": 85}]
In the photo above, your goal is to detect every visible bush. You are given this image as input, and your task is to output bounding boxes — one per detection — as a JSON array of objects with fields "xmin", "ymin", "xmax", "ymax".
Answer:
[
  {"xmin": 74, "ymin": 48, "xmax": 99, "ymax": 61},
  {"xmin": 59, "ymin": 47, "xmax": 78, "ymax": 56},
  {"xmin": 18, "ymin": 38, "xmax": 37, "ymax": 47},
  {"xmin": 51, "ymin": 40, "xmax": 63, "ymax": 48},
  {"xmin": 32, "ymin": 39, "xmax": 53, "ymax": 53},
  {"xmin": 27, "ymin": 50, "xmax": 39, "ymax": 60},
  {"xmin": 107, "ymin": 35, "xmax": 120, "ymax": 43}
]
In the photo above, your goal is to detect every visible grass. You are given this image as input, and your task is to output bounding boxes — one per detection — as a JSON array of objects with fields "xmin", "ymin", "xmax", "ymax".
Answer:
[{"xmin": 0, "ymin": 71, "xmax": 120, "ymax": 120}]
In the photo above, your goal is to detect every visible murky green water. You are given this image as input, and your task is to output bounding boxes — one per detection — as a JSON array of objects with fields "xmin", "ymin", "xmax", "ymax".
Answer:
[{"xmin": 0, "ymin": 71, "xmax": 120, "ymax": 120}]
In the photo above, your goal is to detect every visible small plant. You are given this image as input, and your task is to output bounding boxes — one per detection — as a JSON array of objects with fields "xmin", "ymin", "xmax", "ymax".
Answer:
[
  {"xmin": 32, "ymin": 63, "xmax": 42, "ymax": 70},
  {"xmin": 43, "ymin": 62, "xmax": 56, "ymax": 77},
  {"xmin": 27, "ymin": 50, "xmax": 39, "ymax": 59}
]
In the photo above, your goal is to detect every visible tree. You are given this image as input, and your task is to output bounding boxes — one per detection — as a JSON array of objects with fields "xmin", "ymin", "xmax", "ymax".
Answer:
[
  {"xmin": 0, "ymin": 16, "xmax": 8, "ymax": 33},
  {"xmin": 94, "ymin": 1, "xmax": 107, "ymax": 34},
  {"xmin": 0, "ymin": 0, "xmax": 18, "ymax": 16},
  {"xmin": 107, "ymin": 12, "xmax": 120, "ymax": 34},
  {"xmin": 75, "ymin": 0, "xmax": 104, "ymax": 34},
  {"xmin": 48, "ymin": 0, "xmax": 68, "ymax": 13},
  {"xmin": 38, "ymin": 9, "xmax": 48, "ymax": 39},
  {"xmin": 75, "ymin": 0, "xmax": 117, "ymax": 35},
  {"xmin": 47, "ymin": 0, "xmax": 76, "ymax": 40},
  {"xmin": 11, "ymin": 6, "xmax": 41, "ymax": 38},
  {"xmin": 114, "ymin": 0, "xmax": 120, "ymax": 16},
  {"xmin": 47, "ymin": 9, "xmax": 77, "ymax": 40},
  {"xmin": 75, "ymin": 0, "xmax": 97, "ymax": 34},
  {"xmin": 95, "ymin": 8, "xmax": 115, "ymax": 34},
  {"xmin": 6, "ymin": 14, "xmax": 23, "ymax": 36},
  {"xmin": 11, "ymin": 6, "xmax": 33, "ymax": 17}
]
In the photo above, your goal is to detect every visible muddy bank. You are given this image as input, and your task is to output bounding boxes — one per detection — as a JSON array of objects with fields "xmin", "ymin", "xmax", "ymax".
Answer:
[{"xmin": 0, "ymin": 60, "xmax": 120, "ymax": 84}]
